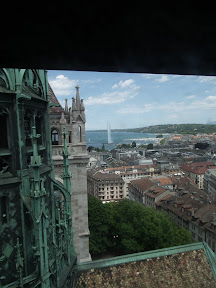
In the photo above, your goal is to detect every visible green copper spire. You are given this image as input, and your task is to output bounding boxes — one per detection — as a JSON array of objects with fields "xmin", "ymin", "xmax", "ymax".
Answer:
[
  {"xmin": 62, "ymin": 127, "xmax": 72, "ymax": 194},
  {"xmin": 15, "ymin": 238, "xmax": 24, "ymax": 288},
  {"xmin": 29, "ymin": 126, "xmax": 50, "ymax": 288}
]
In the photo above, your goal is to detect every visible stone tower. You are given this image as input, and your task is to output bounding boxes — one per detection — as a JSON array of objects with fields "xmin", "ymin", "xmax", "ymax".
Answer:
[{"xmin": 50, "ymin": 85, "xmax": 91, "ymax": 263}]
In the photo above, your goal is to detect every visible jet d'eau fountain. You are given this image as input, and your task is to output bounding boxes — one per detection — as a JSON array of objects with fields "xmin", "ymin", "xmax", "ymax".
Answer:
[{"xmin": 107, "ymin": 121, "xmax": 112, "ymax": 144}]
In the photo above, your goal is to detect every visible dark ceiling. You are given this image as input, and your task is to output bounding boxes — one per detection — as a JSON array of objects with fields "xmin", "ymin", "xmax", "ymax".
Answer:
[{"xmin": 2, "ymin": 4, "xmax": 216, "ymax": 76}]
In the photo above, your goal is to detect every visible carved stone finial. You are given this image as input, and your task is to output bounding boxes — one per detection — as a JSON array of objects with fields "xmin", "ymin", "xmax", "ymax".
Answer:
[{"xmin": 65, "ymin": 98, "xmax": 68, "ymax": 113}]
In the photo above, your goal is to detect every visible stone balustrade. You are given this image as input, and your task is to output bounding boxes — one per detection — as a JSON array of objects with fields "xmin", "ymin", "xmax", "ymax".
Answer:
[{"xmin": 52, "ymin": 145, "xmax": 63, "ymax": 157}]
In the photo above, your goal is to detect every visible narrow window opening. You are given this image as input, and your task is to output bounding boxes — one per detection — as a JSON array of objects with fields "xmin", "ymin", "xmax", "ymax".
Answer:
[
  {"xmin": 35, "ymin": 114, "xmax": 42, "ymax": 145},
  {"xmin": 0, "ymin": 196, "xmax": 8, "ymax": 225},
  {"xmin": 79, "ymin": 126, "xmax": 81, "ymax": 142},
  {"xmin": 51, "ymin": 129, "xmax": 59, "ymax": 145},
  {"xmin": 69, "ymin": 131, "xmax": 72, "ymax": 143},
  {"xmin": 0, "ymin": 114, "xmax": 8, "ymax": 149}
]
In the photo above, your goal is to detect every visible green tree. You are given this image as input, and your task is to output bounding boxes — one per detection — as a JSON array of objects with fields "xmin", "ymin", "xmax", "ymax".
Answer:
[
  {"xmin": 113, "ymin": 200, "xmax": 193, "ymax": 254},
  {"xmin": 88, "ymin": 196, "xmax": 111, "ymax": 255},
  {"xmin": 156, "ymin": 134, "xmax": 163, "ymax": 138},
  {"xmin": 160, "ymin": 138, "xmax": 166, "ymax": 145},
  {"xmin": 87, "ymin": 146, "xmax": 94, "ymax": 152},
  {"xmin": 101, "ymin": 144, "xmax": 105, "ymax": 152},
  {"xmin": 131, "ymin": 141, "xmax": 136, "ymax": 148},
  {"xmin": 88, "ymin": 198, "xmax": 193, "ymax": 257},
  {"xmin": 147, "ymin": 143, "xmax": 154, "ymax": 150}
]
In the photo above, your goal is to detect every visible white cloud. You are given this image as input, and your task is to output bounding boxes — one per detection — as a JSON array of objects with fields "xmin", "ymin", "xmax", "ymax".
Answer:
[
  {"xmin": 116, "ymin": 104, "xmax": 153, "ymax": 114},
  {"xmin": 49, "ymin": 75, "xmax": 78, "ymax": 96},
  {"xmin": 206, "ymin": 95, "xmax": 216, "ymax": 101},
  {"xmin": 85, "ymin": 85, "xmax": 140, "ymax": 105},
  {"xmin": 186, "ymin": 95, "xmax": 196, "ymax": 99},
  {"xmin": 112, "ymin": 79, "xmax": 135, "ymax": 89},
  {"xmin": 155, "ymin": 75, "xmax": 170, "ymax": 83},
  {"xmin": 81, "ymin": 79, "xmax": 101, "ymax": 85},
  {"xmin": 171, "ymin": 75, "xmax": 182, "ymax": 78},
  {"xmin": 86, "ymin": 79, "xmax": 140, "ymax": 105},
  {"xmin": 140, "ymin": 73, "xmax": 157, "ymax": 79},
  {"xmin": 198, "ymin": 76, "xmax": 216, "ymax": 84},
  {"xmin": 115, "ymin": 96, "xmax": 216, "ymax": 116},
  {"xmin": 49, "ymin": 75, "xmax": 101, "ymax": 97}
]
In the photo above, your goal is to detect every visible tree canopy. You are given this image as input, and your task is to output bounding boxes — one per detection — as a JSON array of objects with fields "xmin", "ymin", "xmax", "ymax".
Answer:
[
  {"xmin": 147, "ymin": 143, "xmax": 154, "ymax": 150},
  {"xmin": 88, "ymin": 197, "xmax": 193, "ymax": 257}
]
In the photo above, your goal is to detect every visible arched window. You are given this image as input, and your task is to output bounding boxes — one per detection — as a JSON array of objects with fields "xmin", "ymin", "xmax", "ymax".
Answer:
[
  {"xmin": 79, "ymin": 126, "xmax": 81, "ymax": 142},
  {"xmin": 22, "ymin": 70, "xmax": 44, "ymax": 98},
  {"xmin": 51, "ymin": 129, "xmax": 59, "ymax": 145}
]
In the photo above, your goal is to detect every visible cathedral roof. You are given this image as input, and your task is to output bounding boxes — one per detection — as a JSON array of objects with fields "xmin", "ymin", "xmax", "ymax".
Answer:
[
  {"xmin": 73, "ymin": 242, "xmax": 216, "ymax": 287},
  {"xmin": 49, "ymin": 83, "xmax": 64, "ymax": 114}
]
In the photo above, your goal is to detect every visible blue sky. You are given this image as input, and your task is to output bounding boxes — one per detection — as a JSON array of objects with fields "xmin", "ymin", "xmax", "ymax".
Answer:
[{"xmin": 48, "ymin": 70, "xmax": 216, "ymax": 130}]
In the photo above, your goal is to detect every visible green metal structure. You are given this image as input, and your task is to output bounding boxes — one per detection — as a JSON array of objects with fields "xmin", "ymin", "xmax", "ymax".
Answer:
[{"xmin": 0, "ymin": 69, "xmax": 76, "ymax": 287}]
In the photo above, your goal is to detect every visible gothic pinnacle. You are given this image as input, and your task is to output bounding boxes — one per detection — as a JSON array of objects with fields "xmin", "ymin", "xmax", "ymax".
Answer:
[
  {"xmin": 65, "ymin": 98, "xmax": 68, "ymax": 113},
  {"xmin": 75, "ymin": 85, "xmax": 80, "ymax": 109}
]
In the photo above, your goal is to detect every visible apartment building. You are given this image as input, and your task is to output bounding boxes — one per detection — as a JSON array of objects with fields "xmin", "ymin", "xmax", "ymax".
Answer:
[
  {"xmin": 157, "ymin": 189, "xmax": 216, "ymax": 253},
  {"xmin": 100, "ymin": 164, "xmax": 160, "ymax": 197},
  {"xmin": 145, "ymin": 186, "xmax": 174, "ymax": 209},
  {"xmin": 87, "ymin": 170, "xmax": 125, "ymax": 202},
  {"xmin": 180, "ymin": 161, "xmax": 216, "ymax": 189},
  {"xmin": 128, "ymin": 176, "xmax": 175, "ymax": 206},
  {"xmin": 204, "ymin": 169, "xmax": 216, "ymax": 195},
  {"xmin": 128, "ymin": 178, "xmax": 155, "ymax": 204}
]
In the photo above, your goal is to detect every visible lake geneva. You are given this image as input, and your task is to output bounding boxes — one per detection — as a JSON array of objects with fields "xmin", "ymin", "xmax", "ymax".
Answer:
[{"xmin": 85, "ymin": 131, "xmax": 160, "ymax": 150}]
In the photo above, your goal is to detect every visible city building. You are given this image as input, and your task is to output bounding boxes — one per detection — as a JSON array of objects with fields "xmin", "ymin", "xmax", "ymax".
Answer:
[
  {"xmin": 128, "ymin": 177, "xmax": 175, "ymax": 206},
  {"xmin": 49, "ymin": 85, "xmax": 91, "ymax": 263},
  {"xmin": 157, "ymin": 187, "xmax": 216, "ymax": 253},
  {"xmin": 204, "ymin": 169, "xmax": 216, "ymax": 195},
  {"xmin": 128, "ymin": 178, "xmax": 155, "ymax": 203},
  {"xmin": 100, "ymin": 164, "xmax": 160, "ymax": 197},
  {"xmin": 145, "ymin": 186, "xmax": 174, "ymax": 208},
  {"xmin": 180, "ymin": 161, "xmax": 216, "ymax": 189},
  {"xmin": 87, "ymin": 170, "xmax": 125, "ymax": 202}
]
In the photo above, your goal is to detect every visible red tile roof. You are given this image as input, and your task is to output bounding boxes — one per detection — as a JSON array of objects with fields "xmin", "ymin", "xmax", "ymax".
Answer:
[
  {"xmin": 49, "ymin": 83, "xmax": 64, "ymax": 114},
  {"xmin": 152, "ymin": 176, "xmax": 173, "ymax": 186},
  {"xmin": 75, "ymin": 246, "xmax": 216, "ymax": 287},
  {"xmin": 104, "ymin": 164, "xmax": 158, "ymax": 172},
  {"xmin": 91, "ymin": 171, "xmax": 123, "ymax": 181},
  {"xmin": 130, "ymin": 178, "xmax": 155, "ymax": 191},
  {"xmin": 180, "ymin": 162, "xmax": 215, "ymax": 175},
  {"xmin": 145, "ymin": 186, "xmax": 166, "ymax": 198}
]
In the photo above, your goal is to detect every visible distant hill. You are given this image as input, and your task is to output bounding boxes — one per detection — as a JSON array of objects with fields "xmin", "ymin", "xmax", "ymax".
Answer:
[
  {"xmin": 207, "ymin": 121, "xmax": 216, "ymax": 125},
  {"xmin": 87, "ymin": 124, "xmax": 216, "ymax": 134},
  {"xmin": 120, "ymin": 124, "xmax": 216, "ymax": 134}
]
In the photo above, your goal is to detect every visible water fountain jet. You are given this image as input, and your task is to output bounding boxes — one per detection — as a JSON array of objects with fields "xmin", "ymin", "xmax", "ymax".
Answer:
[{"xmin": 107, "ymin": 121, "xmax": 112, "ymax": 144}]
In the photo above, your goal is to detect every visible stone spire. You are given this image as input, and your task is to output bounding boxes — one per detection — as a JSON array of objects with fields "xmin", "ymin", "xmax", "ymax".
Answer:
[
  {"xmin": 72, "ymin": 97, "xmax": 77, "ymax": 111},
  {"xmin": 80, "ymin": 99, "xmax": 85, "ymax": 111},
  {"xmin": 80, "ymin": 99, "xmax": 86, "ymax": 122},
  {"xmin": 75, "ymin": 85, "xmax": 80, "ymax": 110},
  {"xmin": 65, "ymin": 98, "xmax": 68, "ymax": 113},
  {"xmin": 71, "ymin": 86, "xmax": 86, "ymax": 123}
]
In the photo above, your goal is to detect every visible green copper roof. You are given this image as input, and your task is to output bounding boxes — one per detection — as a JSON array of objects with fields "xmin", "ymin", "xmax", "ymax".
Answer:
[{"xmin": 74, "ymin": 242, "xmax": 204, "ymax": 272}]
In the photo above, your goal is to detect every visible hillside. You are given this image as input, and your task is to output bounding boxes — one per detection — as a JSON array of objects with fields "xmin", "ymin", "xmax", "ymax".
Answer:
[{"xmin": 121, "ymin": 124, "xmax": 216, "ymax": 134}]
